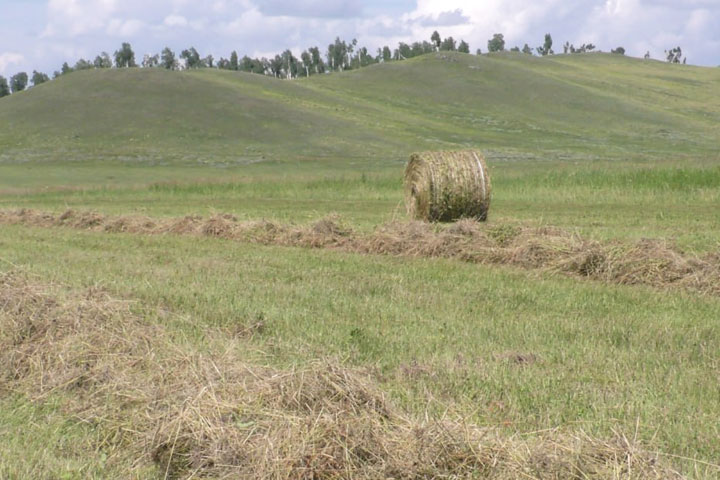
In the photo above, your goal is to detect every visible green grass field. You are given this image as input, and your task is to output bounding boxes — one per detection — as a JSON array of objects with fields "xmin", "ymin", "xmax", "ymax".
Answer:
[{"xmin": 1, "ymin": 52, "xmax": 719, "ymax": 478}]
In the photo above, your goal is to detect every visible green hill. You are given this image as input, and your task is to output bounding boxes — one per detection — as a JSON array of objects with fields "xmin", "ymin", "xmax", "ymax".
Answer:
[
  {"xmin": 1, "ymin": 52, "xmax": 718, "ymax": 165},
  {"xmin": 3, "ymin": 53, "xmax": 720, "ymax": 478}
]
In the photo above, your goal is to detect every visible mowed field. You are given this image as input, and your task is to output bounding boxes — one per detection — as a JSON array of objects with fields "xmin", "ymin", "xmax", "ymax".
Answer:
[{"xmin": 1, "ymin": 52, "xmax": 720, "ymax": 478}]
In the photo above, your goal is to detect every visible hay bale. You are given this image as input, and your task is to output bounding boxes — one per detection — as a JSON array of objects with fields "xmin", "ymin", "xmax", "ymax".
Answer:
[{"xmin": 404, "ymin": 150, "xmax": 491, "ymax": 222}]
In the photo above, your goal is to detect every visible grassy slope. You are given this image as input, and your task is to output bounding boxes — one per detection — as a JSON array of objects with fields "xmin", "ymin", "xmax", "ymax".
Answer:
[
  {"xmin": 1, "ymin": 53, "xmax": 720, "ymax": 476},
  {"xmin": 1, "ymin": 53, "xmax": 719, "ymax": 248},
  {"xmin": 1, "ymin": 52, "xmax": 718, "ymax": 162}
]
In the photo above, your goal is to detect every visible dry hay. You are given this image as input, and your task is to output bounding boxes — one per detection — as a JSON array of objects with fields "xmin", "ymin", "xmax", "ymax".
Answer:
[
  {"xmin": 201, "ymin": 213, "xmax": 238, "ymax": 237},
  {"xmin": 404, "ymin": 150, "xmax": 491, "ymax": 222},
  {"xmin": 2, "ymin": 208, "xmax": 720, "ymax": 297},
  {"xmin": 0, "ymin": 272, "xmax": 690, "ymax": 479}
]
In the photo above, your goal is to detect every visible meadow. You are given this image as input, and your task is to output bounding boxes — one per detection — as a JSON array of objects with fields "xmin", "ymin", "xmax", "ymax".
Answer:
[{"xmin": 1, "ymin": 52, "xmax": 719, "ymax": 478}]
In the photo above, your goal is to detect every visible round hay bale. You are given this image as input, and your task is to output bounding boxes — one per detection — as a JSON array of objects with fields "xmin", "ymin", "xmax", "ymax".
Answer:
[{"xmin": 404, "ymin": 150, "xmax": 491, "ymax": 222}]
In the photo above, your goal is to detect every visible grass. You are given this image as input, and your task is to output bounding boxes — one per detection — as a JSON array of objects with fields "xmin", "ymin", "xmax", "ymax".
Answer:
[
  {"xmin": 1, "ymin": 53, "xmax": 718, "ymax": 250},
  {"xmin": 2, "ymin": 52, "xmax": 719, "ymax": 162},
  {"xmin": 1, "ymin": 51, "xmax": 720, "ymax": 477},
  {"xmin": 1, "ymin": 270, "xmax": 689, "ymax": 479},
  {"xmin": 0, "ymin": 395, "xmax": 152, "ymax": 479},
  {"xmin": 2, "ymin": 158, "xmax": 719, "ymax": 251},
  {"xmin": 1, "ymin": 225, "xmax": 719, "ymax": 470}
]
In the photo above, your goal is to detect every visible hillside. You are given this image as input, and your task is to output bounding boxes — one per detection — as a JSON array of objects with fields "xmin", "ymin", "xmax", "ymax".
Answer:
[
  {"xmin": 1, "ymin": 52, "xmax": 719, "ymax": 165},
  {"xmin": 3, "ymin": 52, "xmax": 720, "ymax": 479}
]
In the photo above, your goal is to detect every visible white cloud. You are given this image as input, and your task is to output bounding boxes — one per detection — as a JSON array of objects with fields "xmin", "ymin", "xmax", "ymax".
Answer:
[
  {"xmin": 401, "ymin": 0, "xmax": 719, "ymax": 61},
  {"xmin": 255, "ymin": 0, "xmax": 363, "ymax": 18},
  {"xmin": 42, "ymin": 0, "xmax": 118, "ymax": 37},
  {"xmin": 403, "ymin": 0, "xmax": 574, "ymax": 52},
  {"xmin": 685, "ymin": 8, "xmax": 716, "ymax": 37},
  {"xmin": 0, "ymin": 53, "xmax": 26, "ymax": 75},
  {"xmin": 164, "ymin": 14, "xmax": 188, "ymax": 27},
  {"xmin": 106, "ymin": 18, "xmax": 145, "ymax": 36},
  {"xmin": 1, "ymin": 0, "xmax": 715, "ymax": 77},
  {"xmin": 418, "ymin": 9, "xmax": 470, "ymax": 27}
]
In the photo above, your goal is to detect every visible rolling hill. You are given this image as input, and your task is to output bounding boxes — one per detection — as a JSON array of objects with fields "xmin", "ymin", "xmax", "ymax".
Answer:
[
  {"xmin": 3, "ymin": 51, "xmax": 720, "ymax": 479},
  {"xmin": 1, "ymin": 51, "xmax": 718, "ymax": 165}
]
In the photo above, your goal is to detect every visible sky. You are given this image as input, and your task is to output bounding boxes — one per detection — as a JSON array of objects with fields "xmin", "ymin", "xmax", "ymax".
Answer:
[{"xmin": 1, "ymin": 0, "xmax": 719, "ymax": 77}]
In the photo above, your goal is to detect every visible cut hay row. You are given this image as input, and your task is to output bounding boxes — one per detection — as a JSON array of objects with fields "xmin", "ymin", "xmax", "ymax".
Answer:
[
  {"xmin": 0, "ymin": 272, "xmax": 689, "ymax": 479},
  {"xmin": 404, "ymin": 150, "xmax": 491, "ymax": 222},
  {"xmin": 1, "ymin": 208, "xmax": 719, "ymax": 296}
]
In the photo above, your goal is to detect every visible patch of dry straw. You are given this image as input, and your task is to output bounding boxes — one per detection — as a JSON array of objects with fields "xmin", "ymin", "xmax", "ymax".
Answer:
[
  {"xmin": 2, "ymin": 208, "xmax": 719, "ymax": 297},
  {"xmin": 404, "ymin": 150, "xmax": 491, "ymax": 222},
  {"xmin": 0, "ymin": 271, "xmax": 692, "ymax": 479}
]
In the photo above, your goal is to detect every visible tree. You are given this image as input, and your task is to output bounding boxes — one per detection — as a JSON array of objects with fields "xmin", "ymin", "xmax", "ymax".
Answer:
[
  {"xmin": 74, "ymin": 58, "xmax": 93, "ymax": 70},
  {"xmin": 269, "ymin": 54, "xmax": 283, "ymax": 77},
  {"xmin": 347, "ymin": 38, "xmax": 357, "ymax": 68},
  {"xmin": 32, "ymin": 70, "xmax": 50, "ymax": 86},
  {"xmin": 510, "ymin": 46, "xmax": 520, "ymax": 52},
  {"xmin": 536, "ymin": 34, "xmax": 553, "ymax": 56},
  {"xmin": 230, "ymin": 51, "xmax": 239, "ymax": 70},
  {"xmin": 476, "ymin": 48, "xmax": 482, "ymax": 55},
  {"xmin": 410, "ymin": 42, "xmax": 422, "ymax": 57},
  {"xmin": 180, "ymin": 47, "xmax": 201, "ymax": 68},
  {"xmin": 142, "ymin": 54, "xmax": 159, "ymax": 68},
  {"xmin": 0, "ymin": 76, "xmax": 10, "ymax": 97},
  {"xmin": 487, "ymin": 33, "xmax": 505, "ymax": 52},
  {"xmin": 611, "ymin": 47, "xmax": 626, "ymax": 55},
  {"xmin": 458, "ymin": 40, "xmax": 470, "ymax": 53},
  {"xmin": 161, "ymin": 47, "xmax": 176, "ymax": 70},
  {"xmin": 61, "ymin": 62, "xmax": 73, "ymax": 75},
  {"xmin": 93, "ymin": 52, "xmax": 112, "ymax": 68},
  {"xmin": 522, "ymin": 43, "xmax": 533, "ymax": 55},
  {"xmin": 10, "ymin": 72, "xmax": 28, "ymax": 93},
  {"xmin": 309, "ymin": 47, "xmax": 324, "ymax": 73},
  {"xmin": 440, "ymin": 36, "xmax": 457, "ymax": 51},
  {"xmin": 382, "ymin": 46, "xmax": 392, "ymax": 62},
  {"xmin": 666, "ymin": 46, "xmax": 683, "ymax": 63},
  {"xmin": 300, "ymin": 50, "xmax": 312, "ymax": 76},
  {"xmin": 281, "ymin": 49, "xmax": 297, "ymax": 78},
  {"xmin": 410, "ymin": 41, "xmax": 434, "ymax": 57},
  {"xmin": 114, "ymin": 42, "xmax": 136, "ymax": 68},
  {"xmin": 566, "ymin": 43, "xmax": 596, "ymax": 54},
  {"xmin": 240, "ymin": 55, "xmax": 256, "ymax": 73},
  {"xmin": 328, "ymin": 37, "xmax": 348, "ymax": 71},
  {"xmin": 431, "ymin": 31, "xmax": 441, "ymax": 51},
  {"xmin": 203, "ymin": 55, "xmax": 214, "ymax": 68},
  {"xmin": 356, "ymin": 46, "xmax": 375, "ymax": 67},
  {"xmin": 397, "ymin": 42, "xmax": 411, "ymax": 59}
]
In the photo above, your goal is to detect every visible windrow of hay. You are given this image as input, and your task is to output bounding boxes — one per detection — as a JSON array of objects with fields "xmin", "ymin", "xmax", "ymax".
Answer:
[
  {"xmin": 0, "ymin": 272, "xmax": 688, "ymax": 479},
  {"xmin": 404, "ymin": 150, "xmax": 491, "ymax": 222},
  {"xmin": 1, "ymin": 208, "xmax": 720, "ymax": 296}
]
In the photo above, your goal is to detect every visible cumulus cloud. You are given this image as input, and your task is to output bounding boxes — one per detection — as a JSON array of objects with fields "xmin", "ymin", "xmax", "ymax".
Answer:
[
  {"xmin": 0, "ymin": 53, "xmax": 25, "ymax": 75},
  {"xmin": 42, "ymin": 0, "xmax": 118, "ymax": 37},
  {"xmin": 163, "ymin": 14, "xmax": 189, "ymax": 27},
  {"xmin": 1, "ymin": 0, "xmax": 717, "ymax": 77},
  {"xmin": 404, "ymin": 0, "xmax": 719, "ymax": 62},
  {"xmin": 418, "ymin": 9, "xmax": 470, "ymax": 27},
  {"xmin": 106, "ymin": 18, "xmax": 145, "ymax": 37},
  {"xmin": 255, "ymin": 0, "xmax": 364, "ymax": 18}
]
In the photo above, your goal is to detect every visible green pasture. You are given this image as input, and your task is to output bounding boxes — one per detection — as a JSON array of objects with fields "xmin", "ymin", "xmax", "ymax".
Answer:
[
  {"xmin": 1, "ymin": 225, "xmax": 719, "ymax": 476},
  {"xmin": 2, "ymin": 157, "xmax": 719, "ymax": 250},
  {"xmin": 1, "ymin": 52, "xmax": 719, "ymax": 477}
]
